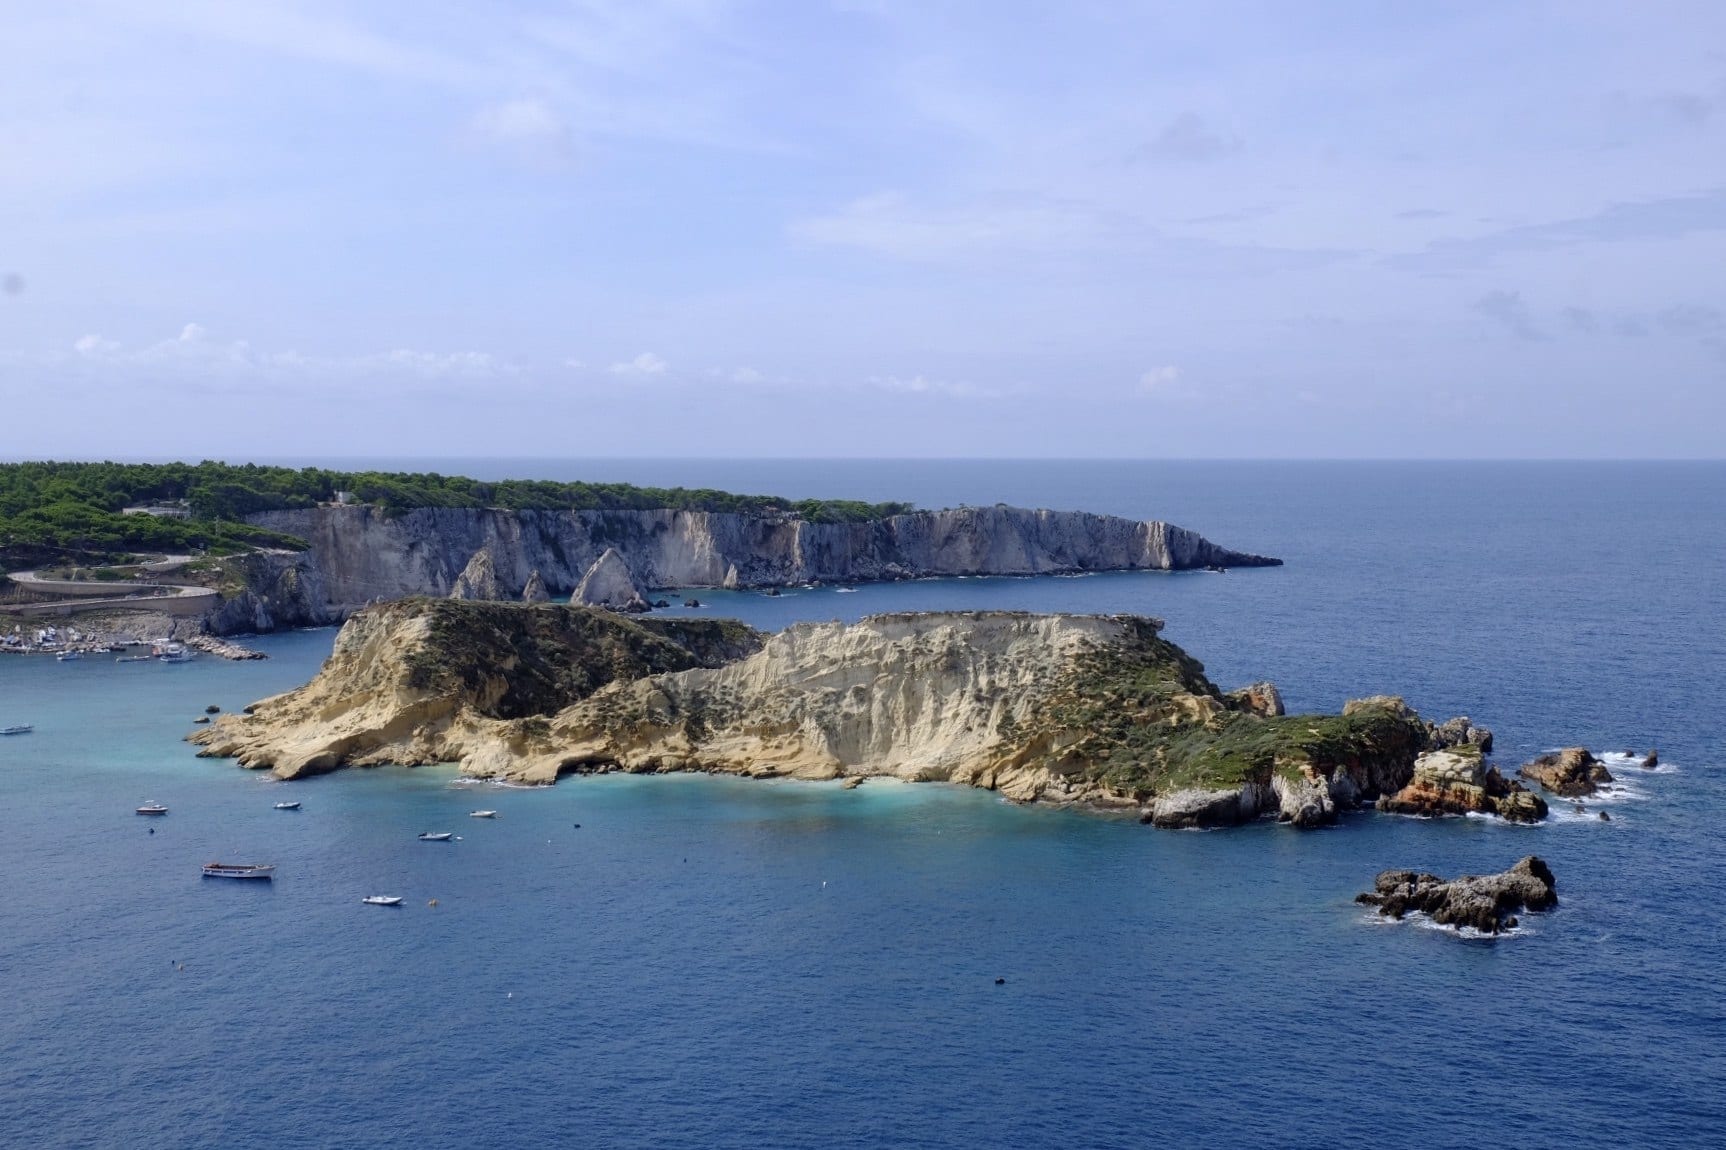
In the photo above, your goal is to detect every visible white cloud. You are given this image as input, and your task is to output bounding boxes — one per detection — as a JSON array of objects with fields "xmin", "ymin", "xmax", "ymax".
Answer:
[
  {"xmin": 1139, "ymin": 365, "xmax": 1182, "ymax": 392},
  {"xmin": 867, "ymin": 373, "xmax": 999, "ymax": 399},
  {"xmin": 563, "ymin": 357, "xmax": 586, "ymax": 370},
  {"xmin": 62, "ymin": 323, "xmax": 513, "ymax": 383},
  {"xmin": 609, "ymin": 351, "xmax": 668, "ymax": 376}
]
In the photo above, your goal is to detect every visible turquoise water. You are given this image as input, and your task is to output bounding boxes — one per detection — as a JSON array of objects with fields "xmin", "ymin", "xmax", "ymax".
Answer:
[{"xmin": 3, "ymin": 462, "xmax": 1724, "ymax": 1147}]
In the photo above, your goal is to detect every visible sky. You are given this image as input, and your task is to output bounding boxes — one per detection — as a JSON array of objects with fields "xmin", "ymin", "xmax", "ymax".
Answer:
[{"xmin": 2, "ymin": 0, "xmax": 1724, "ymax": 459}]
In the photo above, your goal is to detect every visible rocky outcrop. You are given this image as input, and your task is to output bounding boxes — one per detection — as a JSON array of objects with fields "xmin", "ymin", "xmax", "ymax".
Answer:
[
  {"xmin": 193, "ymin": 602, "xmax": 1439, "ymax": 832},
  {"xmin": 1427, "ymin": 715, "xmax": 1493, "ymax": 755},
  {"xmin": 201, "ymin": 552, "xmax": 336, "ymax": 634},
  {"xmin": 1518, "ymin": 747, "xmax": 1612, "ymax": 797},
  {"xmin": 571, "ymin": 548, "xmax": 649, "ymax": 613},
  {"xmin": 245, "ymin": 504, "xmax": 1279, "ymax": 615},
  {"xmin": 1376, "ymin": 749, "xmax": 1547, "ymax": 822},
  {"xmin": 521, "ymin": 570, "xmax": 551, "ymax": 604},
  {"xmin": 1226, "ymin": 681, "xmax": 1284, "ymax": 718},
  {"xmin": 190, "ymin": 600, "xmax": 762, "ymax": 777},
  {"xmin": 1356, "ymin": 856, "xmax": 1558, "ymax": 934},
  {"xmin": 448, "ymin": 549, "xmax": 506, "ymax": 601}
]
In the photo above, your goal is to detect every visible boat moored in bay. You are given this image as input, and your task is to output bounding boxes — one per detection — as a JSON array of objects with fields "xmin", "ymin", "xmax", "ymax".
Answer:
[
  {"xmin": 136, "ymin": 802, "xmax": 168, "ymax": 815},
  {"xmin": 361, "ymin": 895, "xmax": 403, "ymax": 906},
  {"xmin": 417, "ymin": 832, "xmax": 453, "ymax": 841},
  {"xmin": 202, "ymin": 862, "xmax": 275, "ymax": 880}
]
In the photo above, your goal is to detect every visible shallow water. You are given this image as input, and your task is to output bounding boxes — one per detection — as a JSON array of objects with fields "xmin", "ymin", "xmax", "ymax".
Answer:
[{"xmin": 3, "ymin": 461, "xmax": 1724, "ymax": 1148}]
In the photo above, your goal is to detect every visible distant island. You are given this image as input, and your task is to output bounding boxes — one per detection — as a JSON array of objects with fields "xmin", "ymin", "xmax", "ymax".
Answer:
[{"xmin": 1, "ymin": 461, "xmax": 1279, "ymax": 638}]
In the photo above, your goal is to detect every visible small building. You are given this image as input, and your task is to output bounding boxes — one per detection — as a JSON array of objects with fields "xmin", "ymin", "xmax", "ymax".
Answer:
[{"xmin": 121, "ymin": 503, "xmax": 191, "ymax": 519}]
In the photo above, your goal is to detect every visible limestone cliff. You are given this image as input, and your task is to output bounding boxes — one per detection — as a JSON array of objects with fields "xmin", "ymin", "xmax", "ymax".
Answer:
[
  {"xmin": 244, "ymin": 504, "xmax": 1279, "ymax": 615},
  {"xmin": 572, "ymin": 548, "xmax": 648, "ymax": 612},
  {"xmin": 448, "ymin": 549, "xmax": 506, "ymax": 601},
  {"xmin": 193, "ymin": 601, "xmax": 1458, "ymax": 829}
]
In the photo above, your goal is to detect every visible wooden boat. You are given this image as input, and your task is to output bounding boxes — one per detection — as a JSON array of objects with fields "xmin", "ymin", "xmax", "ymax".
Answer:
[
  {"xmin": 202, "ymin": 862, "xmax": 275, "ymax": 880},
  {"xmin": 417, "ymin": 831, "xmax": 454, "ymax": 841}
]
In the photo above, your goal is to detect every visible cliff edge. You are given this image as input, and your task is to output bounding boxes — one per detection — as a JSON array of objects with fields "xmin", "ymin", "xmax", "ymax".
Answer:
[{"xmin": 192, "ymin": 600, "xmax": 1481, "ymax": 829}]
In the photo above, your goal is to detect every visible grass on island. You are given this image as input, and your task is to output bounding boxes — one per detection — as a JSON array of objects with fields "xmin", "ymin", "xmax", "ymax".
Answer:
[
  {"xmin": 1022, "ymin": 621, "xmax": 1427, "ymax": 798},
  {"xmin": 0, "ymin": 460, "xmax": 916, "ymax": 569}
]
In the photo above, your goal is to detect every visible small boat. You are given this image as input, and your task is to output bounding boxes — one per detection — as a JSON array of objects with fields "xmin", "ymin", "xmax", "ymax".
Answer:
[
  {"xmin": 155, "ymin": 642, "xmax": 192, "ymax": 664},
  {"xmin": 361, "ymin": 895, "xmax": 404, "ymax": 906},
  {"xmin": 273, "ymin": 800, "xmax": 301, "ymax": 810},
  {"xmin": 115, "ymin": 655, "xmax": 152, "ymax": 663},
  {"xmin": 56, "ymin": 650, "xmax": 82, "ymax": 661},
  {"xmin": 202, "ymin": 862, "xmax": 275, "ymax": 880},
  {"xmin": 469, "ymin": 810, "xmax": 499, "ymax": 818},
  {"xmin": 136, "ymin": 802, "xmax": 168, "ymax": 815},
  {"xmin": 417, "ymin": 832, "xmax": 453, "ymax": 841},
  {"xmin": 1, "ymin": 724, "xmax": 31, "ymax": 736}
]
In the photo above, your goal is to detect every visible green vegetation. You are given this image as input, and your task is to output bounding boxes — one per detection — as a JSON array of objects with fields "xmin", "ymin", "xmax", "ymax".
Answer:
[
  {"xmin": 0, "ymin": 460, "xmax": 916, "ymax": 568},
  {"xmin": 399, "ymin": 599, "xmax": 763, "ymax": 720},
  {"xmin": 1025, "ymin": 620, "xmax": 1427, "ymax": 798}
]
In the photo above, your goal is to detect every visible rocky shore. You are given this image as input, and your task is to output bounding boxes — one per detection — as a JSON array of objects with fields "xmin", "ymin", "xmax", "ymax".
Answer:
[
  {"xmin": 192, "ymin": 599, "xmax": 1519, "ymax": 831},
  {"xmin": 1357, "ymin": 856, "xmax": 1558, "ymax": 934}
]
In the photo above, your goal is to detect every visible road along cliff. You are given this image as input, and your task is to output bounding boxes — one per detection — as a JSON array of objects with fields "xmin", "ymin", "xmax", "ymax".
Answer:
[
  {"xmin": 244, "ymin": 504, "xmax": 1280, "ymax": 615},
  {"xmin": 191, "ymin": 600, "xmax": 1514, "ymax": 830}
]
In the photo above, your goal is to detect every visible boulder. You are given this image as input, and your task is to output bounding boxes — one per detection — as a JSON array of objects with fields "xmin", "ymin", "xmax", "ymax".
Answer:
[
  {"xmin": 1227, "ymin": 681, "xmax": 1285, "ymax": 717},
  {"xmin": 1518, "ymin": 747, "xmax": 1612, "ymax": 797},
  {"xmin": 1355, "ymin": 855, "xmax": 1557, "ymax": 935},
  {"xmin": 449, "ymin": 549, "xmax": 506, "ymax": 601},
  {"xmin": 572, "ymin": 548, "xmax": 649, "ymax": 613},
  {"xmin": 1642, "ymin": 749, "xmax": 1659, "ymax": 769},
  {"xmin": 520, "ymin": 569, "xmax": 552, "ymax": 604},
  {"xmin": 1427, "ymin": 714, "xmax": 1493, "ymax": 754},
  {"xmin": 1376, "ymin": 749, "xmax": 1547, "ymax": 823},
  {"xmin": 1343, "ymin": 695, "xmax": 1416, "ymax": 720},
  {"xmin": 1144, "ymin": 787, "xmax": 1257, "ymax": 829}
]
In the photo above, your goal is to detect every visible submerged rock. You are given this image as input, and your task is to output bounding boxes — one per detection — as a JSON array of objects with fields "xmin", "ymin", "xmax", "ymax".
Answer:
[
  {"xmin": 1518, "ymin": 747, "xmax": 1612, "ymax": 797},
  {"xmin": 1356, "ymin": 855, "xmax": 1557, "ymax": 935},
  {"xmin": 1376, "ymin": 749, "xmax": 1547, "ymax": 822}
]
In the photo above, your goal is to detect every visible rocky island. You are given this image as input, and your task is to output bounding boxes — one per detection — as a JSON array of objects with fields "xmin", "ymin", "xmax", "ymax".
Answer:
[
  {"xmin": 193, "ymin": 599, "xmax": 1518, "ymax": 830},
  {"xmin": 1357, "ymin": 856, "xmax": 1559, "ymax": 934}
]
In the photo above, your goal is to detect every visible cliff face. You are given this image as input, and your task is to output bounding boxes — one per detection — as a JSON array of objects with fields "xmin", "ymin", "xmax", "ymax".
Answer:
[
  {"xmin": 245, "ymin": 504, "xmax": 1278, "ymax": 613},
  {"xmin": 193, "ymin": 601, "xmax": 1445, "ymax": 829}
]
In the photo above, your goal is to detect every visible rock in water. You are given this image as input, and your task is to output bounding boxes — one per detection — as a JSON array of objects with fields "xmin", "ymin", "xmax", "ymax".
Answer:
[
  {"xmin": 1642, "ymin": 749, "xmax": 1659, "ymax": 769},
  {"xmin": 572, "ymin": 548, "xmax": 649, "ymax": 613},
  {"xmin": 521, "ymin": 570, "xmax": 552, "ymax": 604},
  {"xmin": 1355, "ymin": 856, "xmax": 1557, "ymax": 935},
  {"xmin": 1376, "ymin": 749, "xmax": 1547, "ymax": 822},
  {"xmin": 449, "ymin": 549, "xmax": 505, "ymax": 601},
  {"xmin": 1518, "ymin": 747, "xmax": 1613, "ymax": 796}
]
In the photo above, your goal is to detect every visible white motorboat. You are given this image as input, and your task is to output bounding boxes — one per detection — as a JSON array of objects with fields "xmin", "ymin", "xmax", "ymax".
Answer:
[
  {"xmin": 273, "ymin": 800, "xmax": 301, "ymax": 810},
  {"xmin": 202, "ymin": 862, "xmax": 275, "ymax": 880},
  {"xmin": 1, "ymin": 724, "xmax": 31, "ymax": 736},
  {"xmin": 417, "ymin": 832, "xmax": 453, "ymax": 841},
  {"xmin": 468, "ymin": 810, "xmax": 499, "ymax": 818},
  {"xmin": 361, "ymin": 895, "xmax": 404, "ymax": 906},
  {"xmin": 56, "ymin": 650, "xmax": 82, "ymax": 661},
  {"xmin": 136, "ymin": 802, "xmax": 168, "ymax": 815}
]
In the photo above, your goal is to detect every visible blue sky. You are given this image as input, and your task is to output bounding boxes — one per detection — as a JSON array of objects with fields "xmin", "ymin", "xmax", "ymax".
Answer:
[{"xmin": 3, "ymin": 1, "xmax": 1724, "ymax": 458}]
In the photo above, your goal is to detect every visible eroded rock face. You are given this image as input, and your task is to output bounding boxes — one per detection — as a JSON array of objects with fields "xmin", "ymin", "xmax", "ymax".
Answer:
[
  {"xmin": 1518, "ymin": 747, "xmax": 1612, "ymax": 797},
  {"xmin": 1356, "ymin": 856, "xmax": 1557, "ymax": 934},
  {"xmin": 203, "ymin": 552, "xmax": 335, "ymax": 634},
  {"xmin": 521, "ymin": 569, "xmax": 551, "ymax": 604},
  {"xmin": 1427, "ymin": 715, "xmax": 1493, "ymax": 754},
  {"xmin": 1376, "ymin": 749, "xmax": 1547, "ymax": 823},
  {"xmin": 449, "ymin": 549, "xmax": 505, "ymax": 601},
  {"xmin": 572, "ymin": 548, "xmax": 648, "ymax": 612},
  {"xmin": 1227, "ymin": 681, "xmax": 1284, "ymax": 718},
  {"xmin": 246, "ymin": 504, "xmax": 1280, "ymax": 612}
]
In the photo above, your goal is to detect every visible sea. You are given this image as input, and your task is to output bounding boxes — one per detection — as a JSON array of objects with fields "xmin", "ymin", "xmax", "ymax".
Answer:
[{"xmin": 2, "ymin": 461, "xmax": 1723, "ymax": 1149}]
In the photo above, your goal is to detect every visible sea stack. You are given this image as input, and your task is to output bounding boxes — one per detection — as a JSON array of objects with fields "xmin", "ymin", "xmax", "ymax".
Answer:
[
  {"xmin": 449, "ymin": 549, "xmax": 506, "ymax": 601},
  {"xmin": 572, "ymin": 548, "xmax": 650, "ymax": 613}
]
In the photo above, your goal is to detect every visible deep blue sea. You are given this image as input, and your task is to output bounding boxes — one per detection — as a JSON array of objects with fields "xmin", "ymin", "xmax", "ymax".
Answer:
[{"xmin": 3, "ymin": 461, "xmax": 1724, "ymax": 1149}]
